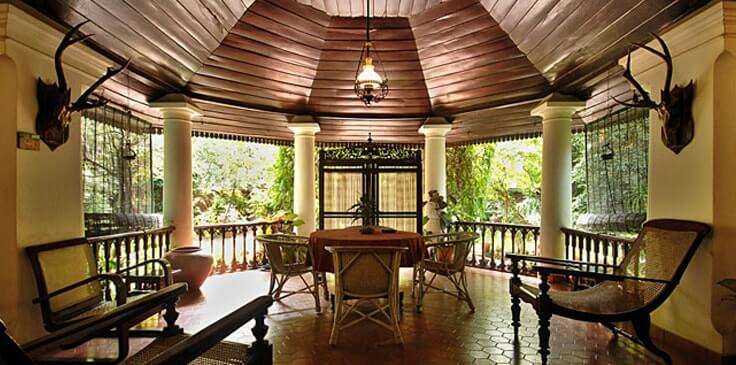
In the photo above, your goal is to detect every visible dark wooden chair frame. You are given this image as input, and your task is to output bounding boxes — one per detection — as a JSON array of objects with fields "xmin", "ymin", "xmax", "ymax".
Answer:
[
  {"xmin": 508, "ymin": 219, "xmax": 710, "ymax": 364},
  {"xmin": 26, "ymin": 238, "xmax": 187, "ymax": 358},
  {"xmin": 0, "ymin": 295, "xmax": 274, "ymax": 365}
]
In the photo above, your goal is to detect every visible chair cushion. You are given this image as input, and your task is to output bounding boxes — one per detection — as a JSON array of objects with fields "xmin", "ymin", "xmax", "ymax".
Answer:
[{"xmin": 522, "ymin": 280, "xmax": 665, "ymax": 315}]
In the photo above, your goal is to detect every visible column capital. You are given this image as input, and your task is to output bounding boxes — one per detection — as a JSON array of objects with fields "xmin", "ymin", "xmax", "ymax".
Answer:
[
  {"xmin": 531, "ymin": 94, "xmax": 586, "ymax": 120},
  {"xmin": 419, "ymin": 119, "xmax": 452, "ymax": 137},
  {"xmin": 288, "ymin": 120, "xmax": 320, "ymax": 136},
  {"xmin": 150, "ymin": 94, "xmax": 202, "ymax": 120}
]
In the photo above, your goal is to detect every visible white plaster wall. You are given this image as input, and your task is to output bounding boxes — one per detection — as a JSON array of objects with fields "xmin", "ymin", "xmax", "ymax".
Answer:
[
  {"xmin": 638, "ymin": 28, "xmax": 723, "ymax": 354},
  {"xmin": 1, "ymin": 4, "xmax": 112, "ymax": 342}
]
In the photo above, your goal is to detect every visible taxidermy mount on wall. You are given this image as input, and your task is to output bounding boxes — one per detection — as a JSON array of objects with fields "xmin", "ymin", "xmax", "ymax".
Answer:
[
  {"xmin": 36, "ymin": 21, "xmax": 129, "ymax": 150},
  {"xmin": 614, "ymin": 33, "xmax": 695, "ymax": 154}
]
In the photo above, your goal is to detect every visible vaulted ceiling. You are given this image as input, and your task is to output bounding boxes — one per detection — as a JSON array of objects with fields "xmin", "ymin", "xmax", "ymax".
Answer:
[{"xmin": 24, "ymin": 0, "xmax": 706, "ymax": 144}]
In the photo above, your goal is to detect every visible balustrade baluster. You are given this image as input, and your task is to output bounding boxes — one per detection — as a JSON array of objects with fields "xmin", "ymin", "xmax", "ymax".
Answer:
[
  {"xmin": 250, "ymin": 226, "xmax": 258, "ymax": 269},
  {"xmin": 500, "ymin": 227, "xmax": 507, "ymax": 271},
  {"xmin": 480, "ymin": 226, "xmax": 488, "ymax": 267},
  {"xmin": 231, "ymin": 226, "xmax": 238, "ymax": 271},
  {"xmin": 124, "ymin": 236, "xmax": 132, "ymax": 273},
  {"xmin": 490, "ymin": 227, "xmax": 497, "ymax": 269},
  {"xmin": 197, "ymin": 229, "xmax": 203, "ymax": 248},
  {"xmin": 470, "ymin": 224, "xmax": 477, "ymax": 265},
  {"xmin": 240, "ymin": 226, "xmax": 248, "ymax": 270},
  {"xmin": 165, "ymin": 231, "xmax": 171, "ymax": 252},
  {"xmin": 219, "ymin": 228, "xmax": 227, "ymax": 273},
  {"xmin": 564, "ymin": 232, "xmax": 571, "ymax": 260}
]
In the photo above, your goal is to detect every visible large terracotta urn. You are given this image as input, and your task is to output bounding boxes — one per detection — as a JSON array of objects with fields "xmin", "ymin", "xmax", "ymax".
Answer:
[{"xmin": 164, "ymin": 247, "xmax": 213, "ymax": 291}]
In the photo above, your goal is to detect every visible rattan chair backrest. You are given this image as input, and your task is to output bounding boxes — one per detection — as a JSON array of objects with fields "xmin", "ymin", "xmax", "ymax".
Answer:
[
  {"xmin": 327, "ymin": 246, "xmax": 406, "ymax": 298},
  {"xmin": 611, "ymin": 219, "xmax": 710, "ymax": 308},
  {"xmin": 423, "ymin": 232, "xmax": 479, "ymax": 271},
  {"xmin": 258, "ymin": 234, "xmax": 310, "ymax": 273}
]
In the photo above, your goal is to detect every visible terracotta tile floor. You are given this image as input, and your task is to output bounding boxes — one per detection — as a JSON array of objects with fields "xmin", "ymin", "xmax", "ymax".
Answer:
[{"xmin": 65, "ymin": 268, "xmax": 707, "ymax": 364}]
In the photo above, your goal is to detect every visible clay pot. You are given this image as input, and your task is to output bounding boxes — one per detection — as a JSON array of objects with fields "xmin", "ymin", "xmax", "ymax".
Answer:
[{"xmin": 164, "ymin": 247, "xmax": 213, "ymax": 291}]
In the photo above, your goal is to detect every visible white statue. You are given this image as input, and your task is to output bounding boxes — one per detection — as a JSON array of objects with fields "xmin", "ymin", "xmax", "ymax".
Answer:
[{"xmin": 424, "ymin": 190, "xmax": 447, "ymax": 234}]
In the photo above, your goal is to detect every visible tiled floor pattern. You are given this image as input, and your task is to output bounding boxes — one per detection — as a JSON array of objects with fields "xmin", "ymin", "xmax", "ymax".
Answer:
[{"xmin": 54, "ymin": 268, "xmax": 707, "ymax": 364}]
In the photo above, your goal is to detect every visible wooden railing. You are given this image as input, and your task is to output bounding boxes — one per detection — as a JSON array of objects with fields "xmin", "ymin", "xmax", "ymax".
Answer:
[
  {"xmin": 561, "ymin": 227, "xmax": 634, "ymax": 268},
  {"xmin": 454, "ymin": 221, "xmax": 540, "ymax": 273},
  {"xmin": 193, "ymin": 220, "xmax": 292, "ymax": 274},
  {"xmin": 89, "ymin": 226, "xmax": 174, "ymax": 275}
]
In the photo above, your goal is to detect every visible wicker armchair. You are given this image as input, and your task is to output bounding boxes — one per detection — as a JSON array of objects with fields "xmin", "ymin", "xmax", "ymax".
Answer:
[
  {"xmin": 415, "ymin": 232, "xmax": 479, "ymax": 313},
  {"xmin": 326, "ymin": 246, "xmax": 406, "ymax": 345},
  {"xmin": 259, "ymin": 234, "xmax": 321, "ymax": 313},
  {"xmin": 508, "ymin": 219, "xmax": 710, "ymax": 364}
]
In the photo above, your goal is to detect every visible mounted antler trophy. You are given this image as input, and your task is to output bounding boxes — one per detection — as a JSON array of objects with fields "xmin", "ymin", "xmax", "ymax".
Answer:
[
  {"xmin": 36, "ymin": 21, "xmax": 130, "ymax": 150},
  {"xmin": 614, "ymin": 34, "xmax": 695, "ymax": 154}
]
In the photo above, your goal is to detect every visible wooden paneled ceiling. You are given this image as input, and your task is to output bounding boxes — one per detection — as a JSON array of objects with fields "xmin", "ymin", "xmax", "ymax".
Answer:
[{"xmin": 25, "ymin": 0, "xmax": 707, "ymax": 144}]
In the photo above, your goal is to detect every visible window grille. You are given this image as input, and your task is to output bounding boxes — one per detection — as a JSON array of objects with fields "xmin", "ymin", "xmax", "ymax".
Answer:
[
  {"xmin": 578, "ymin": 108, "xmax": 649, "ymax": 232},
  {"xmin": 82, "ymin": 106, "xmax": 156, "ymax": 236}
]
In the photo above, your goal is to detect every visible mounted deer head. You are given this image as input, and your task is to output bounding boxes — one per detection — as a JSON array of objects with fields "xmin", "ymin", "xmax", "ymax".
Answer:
[
  {"xmin": 613, "ymin": 34, "xmax": 695, "ymax": 154},
  {"xmin": 36, "ymin": 21, "xmax": 130, "ymax": 150}
]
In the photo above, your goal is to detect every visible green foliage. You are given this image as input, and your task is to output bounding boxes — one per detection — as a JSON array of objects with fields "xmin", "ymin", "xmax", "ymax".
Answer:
[
  {"xmin": 189, "ymin": 138, "xmax": 278, "ymax": 224},
  {"xmin": 571, "ymin": 133, "xmax": 588, "ymax": 222},
  {"xmin": 446, "ymin": 145, "xmax": 493, "ymax": 222},
  {"xmin": 446, "ymin": 139, "xmax": 543, "ymax": 225},
  {"xmin": 265, "ymin": 146, "xmax": 294, "ymax": 214}
]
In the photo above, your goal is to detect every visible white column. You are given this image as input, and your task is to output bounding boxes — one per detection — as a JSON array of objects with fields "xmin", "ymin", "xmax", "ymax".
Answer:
[
  {"xmin": 151, "ymin": 94, "xmax": 202, "ymax": 248},
  {"xmin": 419, "ymin": 120, "xmax": 452, "ymax": 234},
  {"xmin": 532, "ymin": 95, "xmax": 585, "ymax": 258},
  {"xmin": 419, "ymin": 121, "xmax": 452, "ymax": 197},
  {"xmin": 288, "ymin": 121, "xmax": 320, "ymax": 235}
]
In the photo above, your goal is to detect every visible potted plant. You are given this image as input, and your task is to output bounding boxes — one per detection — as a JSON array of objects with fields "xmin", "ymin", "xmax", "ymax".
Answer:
[{"xmin": 349, "ymin": 194, "xmax": 376, "ymax": 234}]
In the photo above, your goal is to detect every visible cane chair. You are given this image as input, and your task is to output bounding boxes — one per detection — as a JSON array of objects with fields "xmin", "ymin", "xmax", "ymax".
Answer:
[
  {"xmin": 415, "ymin": 232, "xmax": 479, "ymax": 313},
  {"xmin": 508, "ymin": 219, "xmax": 710, "ymax": 364},
  {"xmin": 326, "ymin": 246, "xmax": 406, "ymax": 345},
  {"xmin": 259, "ymin": 234, "xmax": 321, "ymax": 313}
]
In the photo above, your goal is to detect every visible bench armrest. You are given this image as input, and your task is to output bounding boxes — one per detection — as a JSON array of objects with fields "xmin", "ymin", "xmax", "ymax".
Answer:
[
  {"xmin": 117, "ymin": 259, "xmax": 173, "ymax": 286},
  {"xmin": 32, "ymin": 273, "xmax": 127, "ymax": 306}
]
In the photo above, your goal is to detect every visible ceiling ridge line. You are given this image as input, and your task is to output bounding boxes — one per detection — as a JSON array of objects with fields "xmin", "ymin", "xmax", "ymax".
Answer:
[
  {"xmin": 186, "ymin": 0, "xmax": 262, "ymax": 85},
  {"xmin": 476, "ymin": 0, "xmax": 559, "ymax": 88},
  {"xmin": 553, "ymin": 0, "xmax": 691, "ymax": 89}
]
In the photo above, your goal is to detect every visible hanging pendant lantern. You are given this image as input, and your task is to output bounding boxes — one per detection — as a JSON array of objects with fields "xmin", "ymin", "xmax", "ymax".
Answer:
[{"xmin": 354, "ymin": 0, "xmax": 389, "ymax": 105}]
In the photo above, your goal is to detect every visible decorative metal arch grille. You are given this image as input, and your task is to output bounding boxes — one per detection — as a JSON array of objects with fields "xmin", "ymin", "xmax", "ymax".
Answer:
[
  {"xmin": 579, "ymin": 108, "xmax": 649, "ymax": 232},
  {"xmin": 319, "ymin": 144, "xmax": 423, "ymax": 233}
]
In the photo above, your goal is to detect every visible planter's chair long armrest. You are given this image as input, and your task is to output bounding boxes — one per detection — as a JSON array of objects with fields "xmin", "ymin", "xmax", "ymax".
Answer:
[
  {"xmin": 23, "ymin": 283, "xmax": 187, "ymax": 352},
  {"xmin": 145, "ymin": 295, "xmax": 275, "ymax": 365},
  {"xmin": 531, "ymin": 264, "xmax": 671, "ymax": 284},
  {"xmin": 32, "ymin": 273, "xmax": 127, "ymax": 306},
  {"xmin": 506, "ymin": 253, "xmax": 620, "ymax": 270}
]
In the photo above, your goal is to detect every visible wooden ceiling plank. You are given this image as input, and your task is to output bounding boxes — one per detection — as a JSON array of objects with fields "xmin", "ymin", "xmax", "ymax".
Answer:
[
  {"xmin": 248, "ymin": 1, "xmax": 327, "ymax": 39},
  {"xmin": 229, "ymin": 22, "xmax": 322, "ymax": 59},
  {"xmin": 177, "ymin": 0, "xmax": 228, "ymax": 41}
]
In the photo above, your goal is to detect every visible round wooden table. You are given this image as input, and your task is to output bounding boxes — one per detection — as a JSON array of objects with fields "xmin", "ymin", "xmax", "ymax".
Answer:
[{"xmin": 309, "ymin": 226, "xmax": 424, "ymax": 273}]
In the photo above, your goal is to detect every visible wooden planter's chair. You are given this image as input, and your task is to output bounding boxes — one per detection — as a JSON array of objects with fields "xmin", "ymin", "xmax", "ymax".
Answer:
[
  {"xmin": 415, "ymin": 232, "xmax": 480, "ymax": 313},
  {"xmin": 508, "ymin": 219, "xmax": 710, "ymax": 364},
  {"xmin": 327, "ymin": 246, "xmax": 406, "ymax": 345},
  {"xmin": 0, "ymin": 295, "xmax": 275, "ymax": 365},
  {"xmin": 259, "ymin": 234, "xmax": 321, "ymax": 313},
  {"xmin": 25, "ymin": 238, "xmax": 185, "ymax": 340}
]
